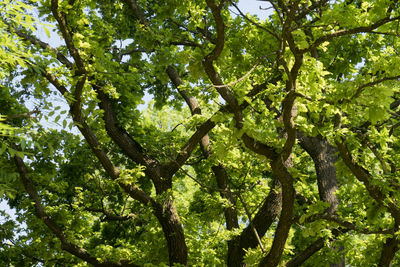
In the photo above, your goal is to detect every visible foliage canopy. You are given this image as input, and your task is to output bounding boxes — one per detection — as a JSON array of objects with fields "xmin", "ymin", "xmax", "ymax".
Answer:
[{"xmin": 2, "ymin": 0, "xmax": 400, "ymax": 266}]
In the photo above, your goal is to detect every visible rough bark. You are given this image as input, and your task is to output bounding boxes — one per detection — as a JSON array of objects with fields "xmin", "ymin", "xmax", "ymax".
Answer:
[
  {"xmin": 297, "ymin": 134, "xmax": 343, "ymax": 266},
  {"xmin": 47, "ymin": 3, "xmax": 190, "ymax": 262},
  {"xmin": 94, "ymin": 87, "xmax": 189, "ymax": 266},
  {"xmin": 299, "ymin": 134, "xmax": 339, "ymax": 215},
  {"xmin": 258, "ymin": 158, "xmax": 295, "ymax": 267},
  {"xmin": 152, "ymin": 199, "xmax": 188, "ymax": 266}
]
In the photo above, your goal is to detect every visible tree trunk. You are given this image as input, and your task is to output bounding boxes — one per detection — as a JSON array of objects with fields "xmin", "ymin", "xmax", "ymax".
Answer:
[
  {"xmin": 153, "ymin": 198, "xmax": 188, "ymax": 266},
  {"xmin": 258, "ymin": 158, "xmax": 295, "ymax": 267},
  {"xmin": 299, "ymin": 134, "xmax": 338, "ymax": 214},
  {"xmin": 298, "ymin": 134, "xmax": 343, "ymax": 267}
]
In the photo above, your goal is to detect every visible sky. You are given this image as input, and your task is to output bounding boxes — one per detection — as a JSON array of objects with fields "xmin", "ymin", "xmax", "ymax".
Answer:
[
  {"xmin": 0, "ymin": 0, "xmax": 271, "ymax": 230},
  {"xmin": 236, "ymin": 0, "xmax": 271, "ymax": 19}
]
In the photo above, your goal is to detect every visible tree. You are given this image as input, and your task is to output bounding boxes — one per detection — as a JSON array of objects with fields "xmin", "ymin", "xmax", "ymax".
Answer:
[{"xmin": 1, "ymin": 0, "xmax": 400, "ymax": 266}]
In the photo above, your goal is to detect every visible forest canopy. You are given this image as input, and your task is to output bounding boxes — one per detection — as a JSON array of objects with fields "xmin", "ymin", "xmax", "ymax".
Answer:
[{"xmin": 2, "ymin": 0, "xmax": 400, "ymax": 266}]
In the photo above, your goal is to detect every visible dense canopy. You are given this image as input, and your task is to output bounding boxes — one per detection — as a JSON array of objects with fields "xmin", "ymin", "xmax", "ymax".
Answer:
[{"xmin": 2, "ymin": 0, "xmax": 400, "ymax": 266}]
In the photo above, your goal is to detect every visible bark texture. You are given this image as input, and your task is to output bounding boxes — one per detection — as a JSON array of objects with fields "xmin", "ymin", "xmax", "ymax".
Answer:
[{"xmin": 299, "ymin": 134, "xmax": 339, "ymax": 215}]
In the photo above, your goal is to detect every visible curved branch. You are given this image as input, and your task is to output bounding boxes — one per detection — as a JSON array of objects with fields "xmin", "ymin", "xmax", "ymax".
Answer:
[
  {"xmin": 286, "ymin": 238, "xmax": 325, "ymax": 267},
  {"xmin": 336, "ymin": 139, "xmax": 400, "ymax": 222},
  {"xmin": 349, "ymin": 74, "xmax": 400, "ymax": 102},
  {"xmin": 203, "ymin": 0, "xmax": 244, "ymax": 129},
  {"xmin": 3, "ymin": 19, "xmax": 73, "ymax": 69},
  {"xmin": 13, "ymin": 155, "xmax": 139, "ymax": 267},
  {"xmin": 41, "ymin": 69, "xmax": 151, "ymax": 205},
  {"xmin": 259, "ymin": 158, "xmax": 295, "ymax": 267},
  {"xmin": 93, "ymin": 87, "xmax": 164, "ymax": 187},
  {"xmin": 51, "ymin": 0, "xmax": 86, "ymax": 74},
  {"xmin": 230, "ymin": 1, "xmax": 280, "ymax": 40},
  {"xmin": 304, "ymin": 15, "xmax": 400, "ymax": 53}
]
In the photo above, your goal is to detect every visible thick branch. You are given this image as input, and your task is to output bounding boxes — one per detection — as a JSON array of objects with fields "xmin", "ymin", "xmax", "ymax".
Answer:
[
  {"xmin": 336, "ymin": 139, "xmax": 400, "ymax": 222},
  {"xmin": 259, "ymin": 158, "xmax": 295, "ymax": 267},
  {"xmin": 204, "ymin": 0, "xmax": 225, "ymax": 61},
  {"xmin": 167, "ymin": 64, "xmax": 240, "ymax": 261},
  {"xmin": 167, "ymin": 117, "xmax": 216, "ymax": 175},
  {"xmin": 41, "ymin": 69, "xmax": 151, "ymax": 205},
  {"xmin": 299, "ymin": 134, "xmax": 339, "ymax": 214},
  {"xmin": 229, "ymin": 181, "xmax": 282, "ymax": 266},
  {"xmin": 51, "ymin": 0, "xmax": 86, "ymax": 74},
  {"xmin": 242, "ymin": 133, "xmax": 277, "ymax": 159},
  {"xmin": 378, "ymin": 236, "xmax": 399, "ymax": 267},
  {"xmin": 93, "ymin": 87, "xmax": 164, "ymax": 185},
  {"xmin": 122, "ymin": 0, "xmax": 150, "ymax": 26},
  {"xmin": 203, "ymin": 0, "xmax": 243, "ymax": 129},
  {"xmin": 166, "ymin": 65, "xmax": 201, "ymax": 115},
  {"xmin": 286, "ymin": 238, "xmax": 324, "ymax": 267}
]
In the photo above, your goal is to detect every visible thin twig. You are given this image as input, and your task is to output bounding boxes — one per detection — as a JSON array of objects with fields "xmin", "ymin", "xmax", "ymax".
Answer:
[{"xmin": 237, "ymin": 193, "xmax": 266, "ymax": 253}]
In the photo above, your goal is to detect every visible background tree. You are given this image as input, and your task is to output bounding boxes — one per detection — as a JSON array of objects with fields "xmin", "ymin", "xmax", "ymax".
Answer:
[{"xmin": 1, "ymin": 0, "xmax": 400, "ymax": 266}]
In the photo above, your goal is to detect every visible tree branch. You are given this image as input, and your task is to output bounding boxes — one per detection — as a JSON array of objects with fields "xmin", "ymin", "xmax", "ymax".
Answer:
[
  {"xmin": 304, "ymin": 15, "xmax": 400, "ymax": 53},
  {"xmin": 13, "ymin": 155, "xmax": 139, "ymax": 267},
  {"xmin": 228, "ymin": 181, "xmax": 282, "ymax": 266},
  {"xmin": 259, "ymin": 158, "xmax": 295, "ymax": 266},
  {"xmin": 85, "ymin": 207, "xmax": 137, "ymax": 221},
  {"xmin": 3, "ymin": 19, "xmax": 73, "ymax": 69},
  {"xmin": 51, "ymin": 0, "xmax": 86, "ymax": 74},
  {"xmin": 41, "ymin": 68, "xmax": 151, "ymax": 205},
  {"xmin": 230, "ymin": 1, "xmax": 280, "ymax": 40},
  {"xmin": 93, "ymin": 86, "xmax": 165, "ymax": 189},
  {"xmin": 286, "ymin": 238, "xmax": 324, "ymax": 267},
  {"xmin": 336, "ymin": 138, "xmax": 400, "ymax": 222}
]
